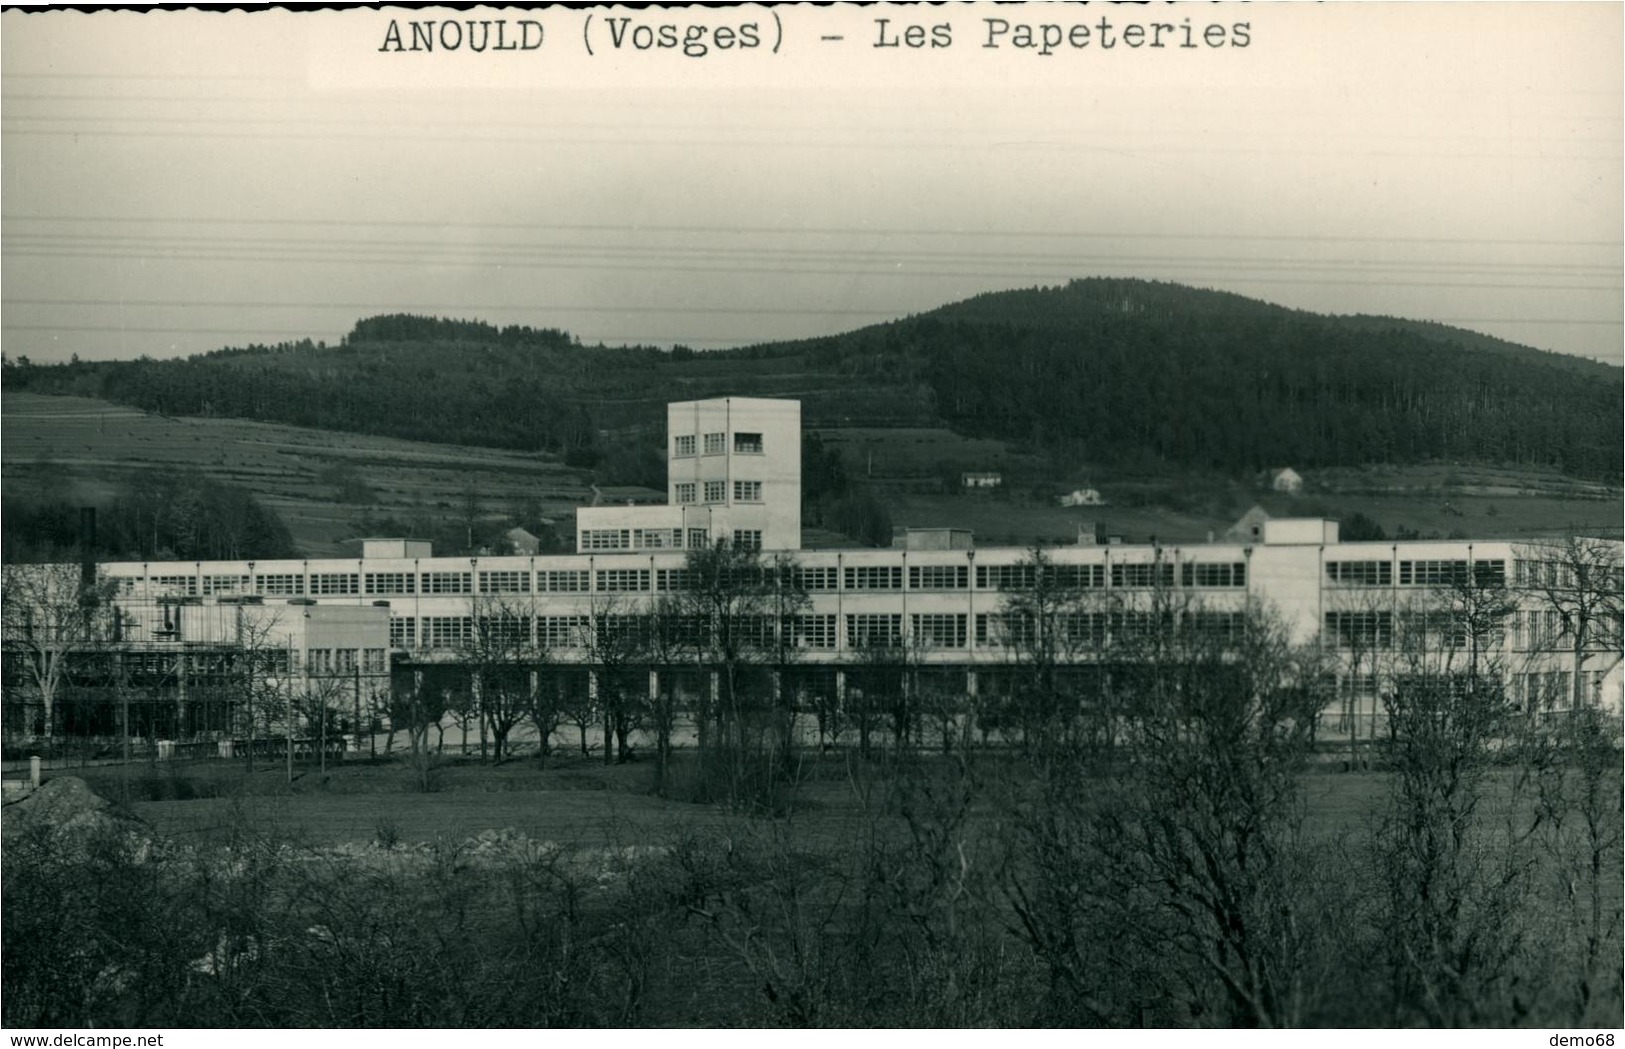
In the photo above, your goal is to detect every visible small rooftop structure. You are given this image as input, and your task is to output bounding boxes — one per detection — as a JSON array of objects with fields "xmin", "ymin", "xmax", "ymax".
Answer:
[
  {"xmin": 360, "ymin": 538, "xmax": 434, "ymax": 559},
  {"xmin": 893, "ymin": 527, "xmax": 975, "ymax": 551},
  {"xmin": 961, "ymin": 472, "xmax": 1002, "ymax": 489}
]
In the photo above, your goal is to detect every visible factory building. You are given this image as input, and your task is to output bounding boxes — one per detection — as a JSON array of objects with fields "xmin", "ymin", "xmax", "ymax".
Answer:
[{"xmin": 4, "ymin": 397, "xmax": 1620, "ymax": 744}]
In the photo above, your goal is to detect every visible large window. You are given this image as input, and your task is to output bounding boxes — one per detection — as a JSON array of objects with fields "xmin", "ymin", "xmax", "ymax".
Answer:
[
  {"xmin": 911, "ymin": 613, "xmax": 967, "ymax": 648},
  {"xmin": 256, "ymin": 574, "xmax": 302, "ymax": 596},
  {"xmin": 1053, "ymin": 564, "xmax": 1106, "ymax": 588},
  {"xmin": 596, "ymin": 569, "xmax": 650, "ymax": 592},
  {"xmin": 541, "ymin": 616, "xmax": 589, "ymax": 648},
  {"xmin": 1324, "ymin": 611, "xmax": 1393, "ymax": 649},
  {"xmin": 1473, "ymin": 560, "xmax": 1507, "ymax": 587},
  {"xmin": 732, "ymin": 530, "xmax": 763, "ymax": 551},
  {"xmin": 389, "ymin": 616, "xmax": 416, "ymax": 648},
  {"xmin": 540, "ymin": 570, "xmax": 590, "ymax": 593},
  {"xmin": 733, "ymin": 480, "xmax": 762, "ymax": 502},
  {"xmin": 1326, "ymin": 561, "xmax": 1391, "ymax": 587},
  {"xmin": 478, "ymin": 570, "xmax": 530, "ymax": 593},
  {"xmin": 154, "ymin": 575, "xmax": 198, "ymax": 596},
  {"xmin": 1181, "ymin": 562, "xmax": 1247, "ymax": 588},
  {"xmin": 1111, "ymin": 562, "xmax": 1175, "ymax": 588},
  {"xmin": 423, "ymin": 616, "xmax": 473, "ymax": 649},
  {"xmin": 910, "ymin": 565, "xmax": 968, "ymax": 590},
  {"xmin": 1399, "ymin": 560, "xmax": 1468, "ymax": 587},
  {"xmin": 675, "ymin": 483, "xmax": 696, "ymax": 504},
  {"xmin": 311, "ymin": 573, "xmax": 359, "ymax": 596},
  {"xmin": 203, "ymin": 575, "xmax": 249, "ymax": 595},
  {"xmin": 977, "ymin": 564, "xmax": 1035, "ymax": 591},
  {"xmin": 794, "ymin": 614, "xmax": 837, "ymax": 649},
  {"xmin": 366, "ymin": 572, "xmax": 416, "ymax": 595},
  {"xmin": 423, "ymin": 571, "xmax": 471, "ymax": 595},
  {"xmin": 846, "ymin": 614, "xmax": 902, "ymax": 648},
  {"xmin": 797, "ymin": 567, "xmax": 838, "ymax": 591},
  {"xmin": 673, "ymin": 434, "xmax": 696, "ymax": 457},
  {"xmin": 845, "ymin": 565, "xmax": 902, "ymax": 590},
  {"xmin": 581, "ymin": 529, "xmax": 630, "ymax": 551},
  {"xmin": 703, "ymin": 432, "xmax": 726, "ymax": 455},
  {"xmin": 703, "ymin": 481, "xmax": 725, "ymax": 503},
  {"xmin": 633, "ymin": 528, "xmax": 682, "ymax": 550},
  {"xmin": 734, "ymin": 432, "xmax": 764, "ymax": 454}
]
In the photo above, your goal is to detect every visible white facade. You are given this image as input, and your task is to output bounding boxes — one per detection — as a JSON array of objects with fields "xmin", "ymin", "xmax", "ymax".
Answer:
[
  {"xmin": 87, "ymin": 532, "xmax": 1623, "ymax": 714},
  {"xmin": 26, "ymin": 397, "xmax": 1620, "ymax": 739},
  {"xmin": 576, "ymin": 397, "xmax": 801, "ymax": 553}
]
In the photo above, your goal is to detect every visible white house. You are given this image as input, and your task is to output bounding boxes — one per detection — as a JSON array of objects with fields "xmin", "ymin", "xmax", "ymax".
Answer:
[
  {"xmin": 962, "ymin": 471, "xmax": 1002, "ymax": 489},
  {"xmin": 1060, "ymin": 488, "xmax": 1105, "ymax": 508},
  {"xmin": 1272, "ymin": 468, "xmax": 1304, "ymax": 493}
]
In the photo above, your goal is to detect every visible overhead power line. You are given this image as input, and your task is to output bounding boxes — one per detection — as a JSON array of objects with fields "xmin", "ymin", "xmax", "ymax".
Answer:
[{"xmin": 5, "ymin": 213, "xmax": 1619, "ymax": 248}]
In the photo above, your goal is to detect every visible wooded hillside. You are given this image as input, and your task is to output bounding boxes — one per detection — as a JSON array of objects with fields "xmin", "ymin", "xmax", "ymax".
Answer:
[{"xmin": 6, "ymin": 279, "xmax": 1618, "ymax": 482}]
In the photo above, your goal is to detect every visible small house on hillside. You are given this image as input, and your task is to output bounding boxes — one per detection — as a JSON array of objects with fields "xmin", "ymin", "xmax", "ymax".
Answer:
[
  {"xmin": 961, "ymin": 471, "xmax": 1003, "ymax": 490},
  {"xmin": 1226, "ymin": 505, "xmax": 1271, "ymax": 543},
  {"xmin": 504, "ymin": 527, "xmax": 541, "ymax": 556},
  {"xmin": 1271, "ymin": 468, "xmax": 1303, "ymax": 494},
  {"xmin": 1060, "ymin": 487, "xmax": 1105, "ymax": 508}
]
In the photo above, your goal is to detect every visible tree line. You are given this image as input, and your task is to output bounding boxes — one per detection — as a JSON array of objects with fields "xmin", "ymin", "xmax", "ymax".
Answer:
[{"xmin": 2, "ymin": 469, "xmax": 295, "ymax": 565}]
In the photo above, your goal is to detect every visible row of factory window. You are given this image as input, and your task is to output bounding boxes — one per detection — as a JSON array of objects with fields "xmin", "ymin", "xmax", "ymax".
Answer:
[
  {"xmin": 386, "ymin": 610, "xmax": 1248, "ymax": 652},
  {"xmin": 1324, "ymin": 560, "xmax": 1510, "ymax": 587},
  {"xmin": 673, "ymin": 481, "xmax": 763, "ymax": 504},
  {"xmin": 301, "ymin": 648, "xmax": 389, "ymax": 675},
  {"xmin": 580, "ymin": 529, "xmax": 763, "ymax": 552},
  {"xmin": 1321, "ymin": 608, "xmax": 1620, "ymax": 650},
  {"xmin": 672, "ymin": 432, "xmax": 764, "ymax": 458},
  {"xmin": 123, "ymin": 559, "xmax": 1251, "ymax": 598}
]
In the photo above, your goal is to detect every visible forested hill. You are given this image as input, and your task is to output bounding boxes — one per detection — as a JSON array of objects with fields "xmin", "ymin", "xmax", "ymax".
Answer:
[{"xmin": 4, "ymin": 279, "xmax": 1619, "ymax": 482}]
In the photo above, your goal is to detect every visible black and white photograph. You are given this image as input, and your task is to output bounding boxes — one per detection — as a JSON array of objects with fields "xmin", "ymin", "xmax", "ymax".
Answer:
[{"xmin": 1, "ymin": 1, "xmax": 1621, "ymax": 1032}]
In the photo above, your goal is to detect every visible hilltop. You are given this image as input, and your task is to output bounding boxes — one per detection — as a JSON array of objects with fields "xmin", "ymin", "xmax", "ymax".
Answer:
[{"xmin": 6, "ymin": 279, "xmax": 1617, "ymax": 484}]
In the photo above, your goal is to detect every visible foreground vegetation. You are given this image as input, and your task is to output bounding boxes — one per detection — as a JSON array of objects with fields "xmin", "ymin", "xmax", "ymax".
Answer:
[{"xmin": 5, "ymin": 722, "xmax": 1619, "ymax": 1029}]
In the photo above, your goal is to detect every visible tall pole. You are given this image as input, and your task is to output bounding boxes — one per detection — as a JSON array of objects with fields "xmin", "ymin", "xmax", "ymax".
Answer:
[{"xmin": 286, "ymin": 639, "xmax": 294, "ymax": 786}]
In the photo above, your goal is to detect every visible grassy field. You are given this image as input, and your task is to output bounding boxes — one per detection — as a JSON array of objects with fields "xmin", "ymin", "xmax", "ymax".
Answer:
[
  {"xmin": 6, "ymin": 391, "xmax": 1618, "ymax": 557},
  {"xmin": 2, "ymin": 391, "xmax": 592, "ymax": 555},
  {"xmin": 69, "ymin": 748, "xmax": 1411, "ymax": 849}
]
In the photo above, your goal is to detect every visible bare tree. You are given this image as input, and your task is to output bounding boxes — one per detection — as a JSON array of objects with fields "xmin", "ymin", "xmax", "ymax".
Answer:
[
  {"xmin": 389, "ymin": 667, "xmax": 449, "ymax": 791},
  {"xmin": 993, "ymin": 547, "xmax": 1112, "ymax": 752},
  {"xmin": 465, "ymin": 593, "xmax": 548, "ymax": 763},
  {"xmin": 583, "ymin": 596, "xmax": 650, "ymax": 765},
  {"xmin": 1002, "ymin": 601, "xmax": 1336, "ymax": 1027},
  {"xmin": 1516, "ymin": 536, "xmax": 1623, "ymax": 710},
  {"xmin": 675, "ymin": 540, "xmax": 808, "ymax": 803},
  {"xmin": 643, "ymin": 592, "xmax": 699, "ymax": 793},
  {"xmin": 1372, "ymin": 568, "xmax": 1530, "ymax": 1026},
  {"xmin": 1, "ymin": 563, "xmax": 120, "ymax": 745}
]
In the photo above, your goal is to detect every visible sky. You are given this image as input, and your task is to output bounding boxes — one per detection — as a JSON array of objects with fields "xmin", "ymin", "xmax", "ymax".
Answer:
[{"xmin": 2, "ymin": 3, "xmax": 1621, "ymax": 365}]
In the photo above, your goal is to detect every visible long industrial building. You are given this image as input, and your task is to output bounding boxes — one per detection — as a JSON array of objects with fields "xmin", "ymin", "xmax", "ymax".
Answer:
[{"xmin": 5, "ymin": 397, "xmax": 1620, "ymax": 743}]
